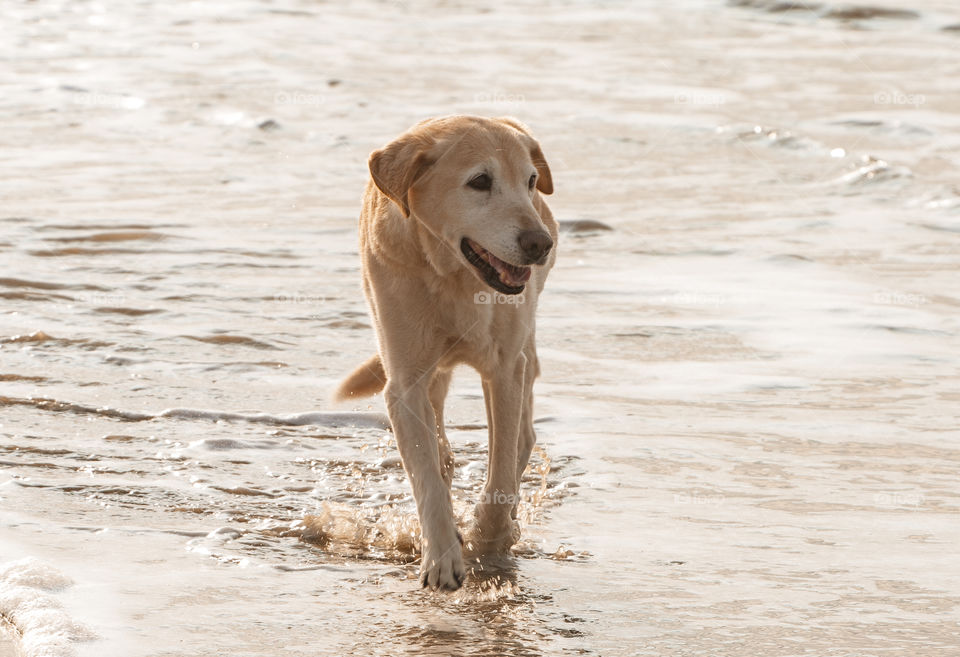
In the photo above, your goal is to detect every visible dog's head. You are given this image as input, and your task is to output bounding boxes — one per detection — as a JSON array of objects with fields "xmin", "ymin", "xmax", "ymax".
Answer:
[{"xmin": 368, "ymin": 115, "xmax": 554, "ymax": 295}]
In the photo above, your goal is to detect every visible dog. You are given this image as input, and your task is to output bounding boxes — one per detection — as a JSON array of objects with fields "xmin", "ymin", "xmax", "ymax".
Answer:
[{"xmin": 335, "ymin": 115, "xmax": 557, "ymax": 590}]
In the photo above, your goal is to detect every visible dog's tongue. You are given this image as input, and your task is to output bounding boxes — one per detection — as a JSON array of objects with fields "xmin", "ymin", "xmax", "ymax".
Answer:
[{"xmin": 487, "ymin": 252, "xmax": 531, "ymax": 287}]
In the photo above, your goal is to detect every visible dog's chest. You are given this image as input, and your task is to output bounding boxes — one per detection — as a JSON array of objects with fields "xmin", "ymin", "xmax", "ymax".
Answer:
[{"xmin": 432, "ymin": 293, "xmax": 535, "ymax": 372}]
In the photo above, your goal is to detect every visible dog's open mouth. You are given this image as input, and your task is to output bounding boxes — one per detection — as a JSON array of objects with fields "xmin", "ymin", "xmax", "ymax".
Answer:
[{"xmin": 460, "ymin": 238, "xmax": 531, "ymax": 295}]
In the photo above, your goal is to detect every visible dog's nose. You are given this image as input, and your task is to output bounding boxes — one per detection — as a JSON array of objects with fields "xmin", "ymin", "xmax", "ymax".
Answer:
[{"xmin": 518, "ymin": 230, "xmax": 553, "ymax": 264}]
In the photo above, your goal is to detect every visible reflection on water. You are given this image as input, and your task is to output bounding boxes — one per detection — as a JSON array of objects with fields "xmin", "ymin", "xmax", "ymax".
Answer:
[{"xmin": 2, "ymin": 0, "xmax": 960, "ymax": 655}]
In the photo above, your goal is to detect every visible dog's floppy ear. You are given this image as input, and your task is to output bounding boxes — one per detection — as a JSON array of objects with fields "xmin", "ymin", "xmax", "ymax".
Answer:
[
  {"xmin": 368, "ymin": 133, "xmax": 434, "ymax": 218},
  {"xmin": 528, "ymin": 141, "xmax": 553, "ymax": 195},
  {"xmin": 496, "ymin": 117, "xmax": 553, "ymax": 195}
]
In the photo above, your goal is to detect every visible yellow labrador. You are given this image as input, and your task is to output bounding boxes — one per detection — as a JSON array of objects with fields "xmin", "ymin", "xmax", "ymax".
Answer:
[{"xmin": 335, "ymin": 116, "xmax": 557, "ymax": 590}]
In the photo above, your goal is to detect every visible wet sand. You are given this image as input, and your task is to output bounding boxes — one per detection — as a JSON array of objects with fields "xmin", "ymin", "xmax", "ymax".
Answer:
[{"xmin": 2, "ymin": 0, "xmax": 959, "ymax": 655}]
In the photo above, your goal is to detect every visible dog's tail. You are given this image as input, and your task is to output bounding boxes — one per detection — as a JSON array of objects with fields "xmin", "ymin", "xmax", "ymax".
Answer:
[{"xmin": 334, "ymin": 354, "xmax": 386, "ymax": 402}]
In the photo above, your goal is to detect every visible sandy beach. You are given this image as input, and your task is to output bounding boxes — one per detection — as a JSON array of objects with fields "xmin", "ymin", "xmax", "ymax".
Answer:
[{"xmin": 2, "ymin": 0, "xmax": 959, "ymax": 655}]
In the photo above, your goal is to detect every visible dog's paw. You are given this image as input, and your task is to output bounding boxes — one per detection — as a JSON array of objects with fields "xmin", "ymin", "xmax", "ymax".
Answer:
[
  {"xmin": 419, "ymin": 532, "xmax": 465, "ymax": 591},
  {"xmin": 465, "ymin": 505, "xmax": 521, "ymax": 556}
]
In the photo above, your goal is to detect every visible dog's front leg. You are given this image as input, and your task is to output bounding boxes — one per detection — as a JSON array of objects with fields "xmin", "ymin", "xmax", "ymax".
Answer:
[
  {"xmin": 470, "ymin": 354, "xmax": 526, "ymax": 553},
  {"xmin": 384, "ymin": 377, "xmax": 465, "ymax": 590}
]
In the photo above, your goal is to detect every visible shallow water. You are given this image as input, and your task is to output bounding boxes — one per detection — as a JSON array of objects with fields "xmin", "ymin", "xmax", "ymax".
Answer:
[{"xmin": 2, "ymin": 0, "xmax": 960, "ymax": 655}]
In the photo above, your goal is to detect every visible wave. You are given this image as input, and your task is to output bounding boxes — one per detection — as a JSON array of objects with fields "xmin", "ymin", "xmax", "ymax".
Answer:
[
  {"xmin": 729, "ymin": 0, "xmax": 920, "ymax": 23},
  {"xmin": 0, "ymin": 394, "xmax": 390, "ymax": 429},
  {"xmin": 0, "ymin": 557, "xmax": 97, "ymax": 657}
]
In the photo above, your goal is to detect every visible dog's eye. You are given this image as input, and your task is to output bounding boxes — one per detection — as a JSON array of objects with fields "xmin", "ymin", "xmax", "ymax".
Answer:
[
  {"xmin": 467, "ymin": 173, "xmax": 492, "ymax": 191},
  {"xmin": 528, "ymin": 174, "xmax": 537, "ymax": 190}
]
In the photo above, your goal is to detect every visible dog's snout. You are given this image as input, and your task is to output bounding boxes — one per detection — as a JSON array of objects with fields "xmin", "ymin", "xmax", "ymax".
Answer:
[{"xmin": 518, "ymin": 230, "xmax": 553, "ymax": 264}]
